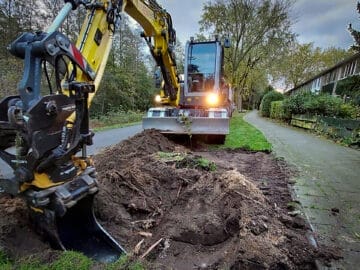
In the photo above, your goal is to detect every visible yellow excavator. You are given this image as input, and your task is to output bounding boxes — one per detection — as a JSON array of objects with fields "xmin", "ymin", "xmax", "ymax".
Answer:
[
  {"xmin": 0, "ymin": 0, "xmax": 180, "ymax": 262},
  {"xmin": 143, "ymin": 37, "xmax": 233, "ymax": 143}
]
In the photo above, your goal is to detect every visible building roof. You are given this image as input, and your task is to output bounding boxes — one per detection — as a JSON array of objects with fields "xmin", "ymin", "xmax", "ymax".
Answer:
[{"xmin": 285, "ymin": 52, "xmax": 360, "ymax": 94}]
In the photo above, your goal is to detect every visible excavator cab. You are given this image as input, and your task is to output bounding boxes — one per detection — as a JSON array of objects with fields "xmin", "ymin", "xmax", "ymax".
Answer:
[
  {"xmin": 143, "ymin": 38, "xmax": 232, "ymax": 140},
  {"xmin": 183, "ymin": 40, "xmax": 222, "ymax": 105}
]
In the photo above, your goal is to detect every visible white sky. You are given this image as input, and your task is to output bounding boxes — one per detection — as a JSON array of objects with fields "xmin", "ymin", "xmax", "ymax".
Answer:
[{"xmin": 157, "ymin": 0, "xmax": 360, "ymax": 50}]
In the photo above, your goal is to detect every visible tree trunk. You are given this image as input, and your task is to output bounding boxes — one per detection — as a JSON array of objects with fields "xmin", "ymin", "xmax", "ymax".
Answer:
[{"xmin": 236, "ymin": 91, "xmax": 243, "ymax": 112}]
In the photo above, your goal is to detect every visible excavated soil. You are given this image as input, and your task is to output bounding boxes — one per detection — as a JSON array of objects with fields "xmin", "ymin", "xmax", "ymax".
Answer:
[{"xmin": 0, "ymin": 130, "xmax": 339, "ymax": 269}]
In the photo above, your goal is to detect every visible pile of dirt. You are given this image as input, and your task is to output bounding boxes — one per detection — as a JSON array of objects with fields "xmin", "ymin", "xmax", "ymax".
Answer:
[
  {"xmin": 0, "ymin": 195, "xmax": 54, "ymax": 260},
  {"xmin": 0, "ymin": 129, "xmax": 339, "ymax": 269},
  {"xmin": 93, "ymin": 130, "xmax": 338, "ymax": 269}
]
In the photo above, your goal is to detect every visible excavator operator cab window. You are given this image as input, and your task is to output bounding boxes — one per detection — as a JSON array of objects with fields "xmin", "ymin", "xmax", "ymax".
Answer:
[{"xmin": 187, "ymin": 43, "xmax": 217, "ymax": 92}]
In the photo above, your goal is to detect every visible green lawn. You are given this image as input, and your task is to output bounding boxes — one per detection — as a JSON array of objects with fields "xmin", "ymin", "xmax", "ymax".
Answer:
[
  {"xmin": 222, "ymin": 112, "xmax": 272, "ymax": 151},
  {"xmin": 0, "ymin": 251, "xmax": 144, "ymax": 270},
  {"xmin": 90, "ymin": 111, "xmax": 144, "ymax": 132}
]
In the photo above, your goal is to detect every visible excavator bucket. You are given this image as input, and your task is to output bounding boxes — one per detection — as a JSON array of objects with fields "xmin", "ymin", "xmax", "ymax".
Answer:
[
  {"xmin": 143, "ymin": 115, "xmax": 230, "ymax": 135},
  {"xmin": 57, "ymin": 195, "xmax": 124, "ymax": 262},
  {"xmin": 30, "ymin": 194, "xmax": 125, "ymax": 262},
  {"xmin": 143, "ymin": 108, "xmax": 230, "ymax": 137},
  {"xmin": 26, "ymin": 169, "xmax": 125, "ymax": 263}
]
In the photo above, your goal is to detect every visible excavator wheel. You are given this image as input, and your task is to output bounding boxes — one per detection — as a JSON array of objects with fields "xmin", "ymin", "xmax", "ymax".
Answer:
[{"xmin": 27, "ymin": 167, "xmax": 125, "ymax": 262}]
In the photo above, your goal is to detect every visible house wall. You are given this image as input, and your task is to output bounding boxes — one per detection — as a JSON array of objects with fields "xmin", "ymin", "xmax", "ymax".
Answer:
[{"xmin": 286, "ymin": 54, "xmax": 360, "ymax": 96}]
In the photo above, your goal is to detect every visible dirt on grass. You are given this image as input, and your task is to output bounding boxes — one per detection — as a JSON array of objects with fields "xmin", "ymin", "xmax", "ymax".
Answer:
[{"xmin": 0, "ymin": 130, "xmax": 340, "ymax": 269}]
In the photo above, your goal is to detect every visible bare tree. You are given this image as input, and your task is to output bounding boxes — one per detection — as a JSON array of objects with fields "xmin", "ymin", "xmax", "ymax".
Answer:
[
  {"xmin": 199, "ymin": 0, "xmax": 294, "ymax": 110},
  {"xmin": 348, "ymin": 2, "xmax": 360, "ymax": 51}
]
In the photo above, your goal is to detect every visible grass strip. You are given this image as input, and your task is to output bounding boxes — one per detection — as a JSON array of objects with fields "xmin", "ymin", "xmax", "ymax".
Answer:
[{"xmin": 222, "ymin": 112, "xmax": 272, "ymax": 151}]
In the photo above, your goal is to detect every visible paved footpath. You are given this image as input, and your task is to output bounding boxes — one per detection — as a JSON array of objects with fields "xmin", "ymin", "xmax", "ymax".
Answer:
[{"xmin": 244, "ymin": 111, "xmax": 360, "ymax": 269}]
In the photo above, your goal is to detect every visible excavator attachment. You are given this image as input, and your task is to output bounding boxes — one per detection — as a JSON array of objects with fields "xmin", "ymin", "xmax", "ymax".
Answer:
[
  {"xmin": 27, "ymin": 168, "xmax": 125, "ymax": 262},
  {"xmin": 0, "ymin": 0, "xmax": 184, "ymax": 262},
  {"xmin": 143, "ymin": 115, "xmax": 230, "ymax": 135},
  {"xmin": 0, "ymin": 92, "xmax": 125, "ymax": 262},
  {"xmin": 0, "ymin": 0, "xmax": 129, "ymax": 258},
  {"xmin": 56, "ymin": 195, "xmax": 123, "ymax": 262},
  {"xmin": 143, "ymin": 108, "xmax": 230, "ymax": 136}
]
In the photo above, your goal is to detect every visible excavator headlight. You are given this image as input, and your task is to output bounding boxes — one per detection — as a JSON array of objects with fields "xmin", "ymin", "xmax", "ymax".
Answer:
[
  {"xmin": 154, "ymin": 95, "xmax": 162, "ymax": 103},
  {"xmin": 206, "ymin": 93, "xmax": 219, "ymax": 106}
]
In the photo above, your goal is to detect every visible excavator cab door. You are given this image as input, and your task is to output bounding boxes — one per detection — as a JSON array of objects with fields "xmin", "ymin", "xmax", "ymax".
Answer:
[{"xmin": 183, "ymin": 40, "xmax": 222, "ymax": 108}]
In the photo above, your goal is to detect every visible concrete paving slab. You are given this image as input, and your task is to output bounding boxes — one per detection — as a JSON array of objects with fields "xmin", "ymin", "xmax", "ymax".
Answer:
[
  {"xmin": 309, "ymin": 210, "xmax": 342, "ymax": 225},
  {"xmin": 293, "ymin": 185, "xmax": 329, "ymax": 197},
  {"xmin": 244, "ymin": 111, "xmax": 360, "ymax": 269}
]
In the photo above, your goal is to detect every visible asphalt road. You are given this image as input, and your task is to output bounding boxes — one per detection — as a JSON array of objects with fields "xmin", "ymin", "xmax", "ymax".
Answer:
[
  {"xmin": 0, "ymin": 124, "xmax": 143, "ymax": 178},
  {"xmin": 244, "ymin": 110, "xmax": 360, "ymax": 268},
  {"xmin": 88, "ymin": 124, "xmax": 143, "ymax": 154}
]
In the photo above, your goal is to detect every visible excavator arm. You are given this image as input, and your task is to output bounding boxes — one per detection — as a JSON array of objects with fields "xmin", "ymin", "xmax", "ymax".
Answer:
[
  {"xmin": 123, "ymin": 0, "xmax": 180, "ymax": 105},
  {"xmin": 0, "ymin": 0, "xmax": 179, "ymax": 262},
  {"xmin": 68, "ymin": 0, "xmax": 180, "ymax": 109}
]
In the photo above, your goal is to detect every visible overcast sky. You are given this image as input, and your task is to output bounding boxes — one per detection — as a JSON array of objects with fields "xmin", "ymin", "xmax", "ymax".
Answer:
[{"xmin": 157, "ymin": 0, "xmax": 360, "ymax": 50}]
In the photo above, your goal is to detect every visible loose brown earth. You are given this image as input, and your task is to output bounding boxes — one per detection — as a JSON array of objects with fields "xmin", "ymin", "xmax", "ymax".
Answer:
[{"xmin": 0, "ymin": 130, "xmax": 339, "ymax": 269}]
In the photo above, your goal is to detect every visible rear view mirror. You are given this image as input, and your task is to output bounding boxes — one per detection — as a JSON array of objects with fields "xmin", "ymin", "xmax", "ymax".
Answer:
[{"xmin": 224, "ymin": 38, "xmax": 231, "ymax": 48}]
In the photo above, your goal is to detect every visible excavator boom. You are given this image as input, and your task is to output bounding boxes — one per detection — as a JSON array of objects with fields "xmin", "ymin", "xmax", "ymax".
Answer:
[
  {"xmin": 123, "ymin": 0, "xmax": 180, "ymax": 104},
  {"xmin": 0, "ymin": 0, "xmax": 180, "ymax": 262}
]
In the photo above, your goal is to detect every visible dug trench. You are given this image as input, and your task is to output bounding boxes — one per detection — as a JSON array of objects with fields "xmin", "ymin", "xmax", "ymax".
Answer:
[{"xmin": 0, "ymin": 130, "xmax": 340, "ymax": 269}]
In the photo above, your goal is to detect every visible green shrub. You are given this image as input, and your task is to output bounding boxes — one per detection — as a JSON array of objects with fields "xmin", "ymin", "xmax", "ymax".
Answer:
[
  {"xmin": 314, "ymin": 94, "xmax": 342, "ymax": 116},
  {"xmin": 90, "ymin": 110, "xmax": 144, "ymax": 129},
  {"xmin": 260, "ymin": 91, "xmax": 284, "ymax": 117},
  {"xmin": 283, "ymin": 92, "xmax": 359, "ymax": 119},
  {"xmin": 283, "ymin": 92, "xmax": 312, "ymax": 115},
  {"xmin": 303, "ymin": 95, "xmax": 320, "ymax": 115},
  {"xmin": 339, "ymin": 103, "xmax": 360, "ymax": 119},
  {"xmin": 270, "ymin": 100, "xmax": 285, "ymax": 119}
]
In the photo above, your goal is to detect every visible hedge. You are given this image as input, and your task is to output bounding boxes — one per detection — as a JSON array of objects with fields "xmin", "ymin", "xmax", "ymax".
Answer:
[
  {"xmin": 260, "ymin": 91, "xmax": 284, "ymax": 117},
  {"xmin": 270, "ymin": 101, "xmax": 285, "ymax": 119},
  {"xmin": 283, "ymin": 92, "xmax": 359, "ymax": 119}
]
